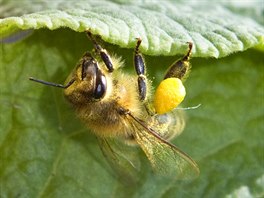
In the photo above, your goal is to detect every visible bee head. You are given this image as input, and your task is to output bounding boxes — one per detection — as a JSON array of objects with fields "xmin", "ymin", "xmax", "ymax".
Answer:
[
  {"xmin": 64, "ymin": 52, "xmax": 107, "ymax": 104},
  {"xmin": 29, "ymin": 52, "xmax": 108, "ymax": 105}
]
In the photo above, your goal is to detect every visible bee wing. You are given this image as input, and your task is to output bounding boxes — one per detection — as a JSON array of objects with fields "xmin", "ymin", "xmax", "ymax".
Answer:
[
  {"xmin": 97, "ymin": 137, "xmax": 141, "ymax": 184},
  {"xmin": 129, "ymin": 113, "xmax": 200, "ymax": 180}
]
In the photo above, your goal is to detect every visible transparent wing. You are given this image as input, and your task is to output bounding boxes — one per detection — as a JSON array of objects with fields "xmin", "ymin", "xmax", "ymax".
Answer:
[
  {"xmin": 128, "ymin": 112, "xmax": 200, "ymax": 180},
  {"xmin": 98, "ymin": 137, "xmax": 141, "ymax": 184}
]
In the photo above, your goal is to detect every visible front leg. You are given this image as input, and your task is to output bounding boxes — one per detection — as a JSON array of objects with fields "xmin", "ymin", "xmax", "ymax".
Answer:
[
  {"xmin": 134, "ymin": 38, "xmax": 147, "ymax": 101},
  {"xmin": 86, "ymin": 30, "xmax": 114, "ymax": 73}
]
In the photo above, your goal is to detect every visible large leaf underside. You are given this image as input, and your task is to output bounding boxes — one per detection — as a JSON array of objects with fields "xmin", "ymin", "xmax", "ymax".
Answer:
[{"xmin": 1, "ymin": 0, "xmax": 264, "ymax": 57}]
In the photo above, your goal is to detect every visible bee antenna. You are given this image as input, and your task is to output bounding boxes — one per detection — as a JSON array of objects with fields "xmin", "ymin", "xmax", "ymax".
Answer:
[
  {"xmin": 176, "ymin": 104, "xmax": 201, "ymax": 111},
  {"xmin": 29, "ymin": 77, "xmax": 74, "ymax": 89}
]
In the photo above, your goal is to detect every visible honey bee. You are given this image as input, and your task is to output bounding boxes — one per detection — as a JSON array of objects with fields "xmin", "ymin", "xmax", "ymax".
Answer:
[{"xmin": 29, "ymin": 31, "xmax": 199, "ymax": 180}]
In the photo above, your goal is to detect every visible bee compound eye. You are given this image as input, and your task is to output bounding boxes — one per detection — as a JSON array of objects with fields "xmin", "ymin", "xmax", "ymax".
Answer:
[{"xmin": 93, "ymin": 72, "xmax": 107, "ymax": 100}]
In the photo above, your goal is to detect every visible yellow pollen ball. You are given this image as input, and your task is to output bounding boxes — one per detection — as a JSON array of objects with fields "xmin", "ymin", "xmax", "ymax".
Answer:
[{"xmin": 154, "ymin": 78, "xmax": 186, "ymax": 114}]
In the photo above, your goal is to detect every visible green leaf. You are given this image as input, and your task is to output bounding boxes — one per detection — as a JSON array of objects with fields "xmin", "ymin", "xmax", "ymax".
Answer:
[
  {"xmin": 1, "ymin": 0, "xmax": 264, "ymax": 57},
  {"xmin": 1, "ymin": 1, "xmax": 264, "ymax": 198},
  {"xmin": 1, "ymin": 28, "xmax": 263, "ymax": 198}
]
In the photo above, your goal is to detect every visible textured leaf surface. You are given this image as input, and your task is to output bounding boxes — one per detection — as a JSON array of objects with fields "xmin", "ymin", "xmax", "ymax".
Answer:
[{"xmin": 1, "ymin": 0, "xmax": 264, "ymax": 57}]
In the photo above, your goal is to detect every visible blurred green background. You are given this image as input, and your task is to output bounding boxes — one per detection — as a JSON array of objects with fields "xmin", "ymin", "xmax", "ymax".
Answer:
[{"xmin": 0, "ymin": 29, "xmax": 263, "ymax": 197}]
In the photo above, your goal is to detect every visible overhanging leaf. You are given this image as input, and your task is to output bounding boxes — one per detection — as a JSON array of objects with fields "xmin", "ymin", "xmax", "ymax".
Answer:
[{"xmin": 1, "ymin": 0, "xmax": 264, "ymax": 57}]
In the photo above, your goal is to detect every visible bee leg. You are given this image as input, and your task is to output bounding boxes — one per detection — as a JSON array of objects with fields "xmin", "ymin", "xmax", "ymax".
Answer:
[
  {"xmin": 86, "ymin": 31, "xmax": 114, "ymax": 73},
  {"xmin": 164, "ymin": 42, "xmax": 193, "ymax": 80},
  {"xmin": 134, "ymin": 38, "xmax": 147, "ymax": 101}
]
